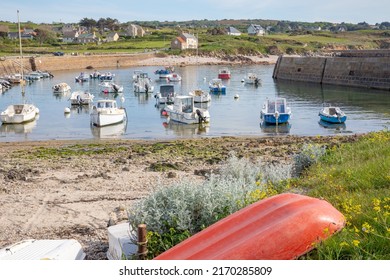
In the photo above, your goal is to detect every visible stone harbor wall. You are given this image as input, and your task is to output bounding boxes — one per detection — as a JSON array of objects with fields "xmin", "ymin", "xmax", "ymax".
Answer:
[{"xmin": 273, "ymin": 51, "xmax": 390, "ymax": 91}]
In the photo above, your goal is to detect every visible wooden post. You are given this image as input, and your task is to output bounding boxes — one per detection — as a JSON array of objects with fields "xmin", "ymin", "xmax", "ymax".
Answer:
[{"xmin": 137, "ymin": 224, "xmax": 147, "ymax": 260}]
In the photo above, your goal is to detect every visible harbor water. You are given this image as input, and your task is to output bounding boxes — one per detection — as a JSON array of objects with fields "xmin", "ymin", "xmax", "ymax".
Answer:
[{"xmin": 1, "ymin": 64, "xmax": 389, "ymax": 141}]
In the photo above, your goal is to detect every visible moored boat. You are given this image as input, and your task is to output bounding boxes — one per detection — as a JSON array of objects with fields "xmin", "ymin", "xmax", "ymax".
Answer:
[
  {"xmin": 209, "ymin": 78, "xmax": 226, "ymax": 94},
  {"xmin": 154, "ymin": 84, "xmax": 176, "ymax": 104},
  {"xmin": 243, "ymin": 73, "xmax": 261, "ymax": 85},
  {"xmin": 133, "ymin": 72, "xmax": 154, "ymax": 93},
  {"xmin": 75, "ymin": 72, "xmax": 89, "ymax": 83},
  {"xmin": 90, "ymin": 99, "xmax": 127, "ymax": 127},
  {"xmin": 189, "ymin": 89, "xmax": 211, "ymax": 103},
  {"xmin": 319, "ymin": 104, "xmax": 347, "ymax": 123},
  {"xmin": 99, "ymin": 81, "xmax": 124, "ymax": 93},
  {"xmin": 0, "ymin": 104, "xmax": 39, "ymax": 124},
  {"xmin": 163, "ymin": 95, "xmax": 210, "ymax": 124},
  {"xmin": 218, "ymin": 67, "xmax": 231, "ymax": 79},
  {"xmin": 168, "ymin": 73, "xmax": 182, "ymax": 82},
  {"xmin": 260, "ymin": 97, "xmax": 291, "ymax": 125},
  {"xmin": 69, "ymin": 91, "xmax": 94, "ymax": 106},
  {"xmin": 155, "ymin": 66, "xmax": 174, "ymax": 79},
  {"xmin": 52, "ymin": 82, "xmax": 71, "ymax": 93}
]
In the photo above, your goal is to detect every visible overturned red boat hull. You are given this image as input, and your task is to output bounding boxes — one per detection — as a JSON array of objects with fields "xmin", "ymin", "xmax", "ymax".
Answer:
[{"xmin": 154, "ymin": 193, "xmax": 345, "ymax": 260}]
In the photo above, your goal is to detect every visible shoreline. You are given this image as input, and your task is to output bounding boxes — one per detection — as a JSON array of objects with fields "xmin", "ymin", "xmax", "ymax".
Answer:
[
  {"xmin": 0, "ymin": 134, "xmax": 361, "ymax": 259},
  {"xmin": 0, "ymin": 53, "xmax": 279, "ymax": 75}
]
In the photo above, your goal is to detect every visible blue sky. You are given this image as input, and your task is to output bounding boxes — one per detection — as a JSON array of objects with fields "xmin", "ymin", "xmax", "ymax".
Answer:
[{"xmin": 1, "ymin": 0, "xmax": 389, "ymax": 25}]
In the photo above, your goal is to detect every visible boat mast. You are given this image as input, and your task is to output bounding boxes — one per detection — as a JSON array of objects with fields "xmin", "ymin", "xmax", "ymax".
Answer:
[{"xmin": 17, "ymin": 10, "xmax": 25, "ymax": 96}]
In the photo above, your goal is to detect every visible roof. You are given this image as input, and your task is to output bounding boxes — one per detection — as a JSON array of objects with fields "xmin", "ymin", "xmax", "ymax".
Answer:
[
  {"xmin": 181, "ymin": 33, "xmax": 197, "ymax": 40},
  {"xmin": 176, "ymin": 36, "xmax": 186, "ymax": 43},
  {"xmin": 226, "ymin": 27, "xmax": 241, "ymax": 34},
  {"xmin": 249, "ymin": 24, "xmax": 264, "ymax": 31}
]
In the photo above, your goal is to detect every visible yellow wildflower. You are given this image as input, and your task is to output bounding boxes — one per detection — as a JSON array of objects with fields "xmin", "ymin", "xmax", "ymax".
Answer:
[{"xmin": 352, "ymin": 240, "xmax": 360, "ymax": 247}]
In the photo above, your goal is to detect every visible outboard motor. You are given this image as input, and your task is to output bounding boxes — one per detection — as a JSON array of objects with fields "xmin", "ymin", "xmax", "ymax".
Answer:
[{"xmin": 196, "ymin": 109, "xmax": 206, "ymax": 123}]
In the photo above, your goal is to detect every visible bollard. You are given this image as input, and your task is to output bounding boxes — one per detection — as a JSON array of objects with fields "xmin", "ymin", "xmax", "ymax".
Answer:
[{"xmin": 137, "ymin": 224, "xmax": 147, "ymax": 260}]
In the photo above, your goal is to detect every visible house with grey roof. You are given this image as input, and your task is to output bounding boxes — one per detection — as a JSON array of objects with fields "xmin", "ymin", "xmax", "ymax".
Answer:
[
  {"xmin": 77, "ymin": 32, "xmax": 99, "ymax": 44},
  {"xmin": 226, "ymin": 27, "xmax": 241, "ymax": 36},
  {"xmin": 126, "ymin": 24, "xmax": 145, "ymax": 37},
  {"xmin": 248, "ymin": 24, "xmax": 265, "ymax": 36},
  {"xmin": 63, "ymin": 30, "xmax": 79, "ymax": 43},
  {"xmin": 171, "ymin": 32, "xmax": 198, "ymax": 50}
]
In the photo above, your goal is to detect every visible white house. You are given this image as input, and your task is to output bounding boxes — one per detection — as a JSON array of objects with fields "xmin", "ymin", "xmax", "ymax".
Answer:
[
  {"xmin": 106, "ymin": 32, "xmax": 119, "ymax": 42},
  {"xmin": 248, "ymin": 24, "xmax": 265, "ymax": 36},
  {"xmin": 171, "ymin": 33, "xmax": 198, "ymax": 50},
  {"xmin": 62, "ymin": 30, "xmax": 79, "ymax": 43},
  {"xmin": 226, "ymin": 27, "xmax": 241, "ymax": 36},
  {"xmin": 126, "ymin": 24, "xmax": 145, "ymax": 37}
]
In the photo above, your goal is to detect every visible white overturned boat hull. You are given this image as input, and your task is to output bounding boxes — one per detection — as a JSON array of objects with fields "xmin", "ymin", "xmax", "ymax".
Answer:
[{"xmin": 0, "ymin": 239, "xmax": 86, "ymax": 260}]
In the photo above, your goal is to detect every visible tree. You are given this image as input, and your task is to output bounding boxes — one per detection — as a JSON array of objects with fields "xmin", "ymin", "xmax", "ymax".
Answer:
[
  {"xmin": 34, "ymin": 27, "xmax": 56, "ymax": 45},
  {"xmin": 79, "ymin": 18, "xmax": 97, "ymax": 31}
]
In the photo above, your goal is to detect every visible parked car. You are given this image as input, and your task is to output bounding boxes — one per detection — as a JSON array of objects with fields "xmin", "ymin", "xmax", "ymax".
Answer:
[{"xmin": 53, "ymin": 51, "xmax": 64, "ymax": 56}]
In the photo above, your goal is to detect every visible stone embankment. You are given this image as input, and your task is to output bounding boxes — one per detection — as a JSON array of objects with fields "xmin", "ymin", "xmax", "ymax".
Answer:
[
  {"xmin": 0, "ymin": 52, "xmax": 277, "ymax": 76},
  {"xmin": 273, "ymin": 50, "xmax": 390, "ymax": 91}
]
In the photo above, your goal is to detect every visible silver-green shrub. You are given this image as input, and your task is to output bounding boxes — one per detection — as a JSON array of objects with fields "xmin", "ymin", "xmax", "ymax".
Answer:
[
  {"xmin": 128, "ymin": 152, "xmax": 269, "ymax": 235},
  {"xmin": 292, "ymin": 143, "xmax": 326, "ymax": 176}
]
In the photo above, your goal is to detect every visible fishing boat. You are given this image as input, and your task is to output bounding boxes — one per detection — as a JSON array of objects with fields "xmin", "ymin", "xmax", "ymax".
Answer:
[
  {"xmin": 133, "ymin": 72, "xmax": 154, "ymax": 93},
  {"xmin": 168, "ymin": 73, "xmax": 182, "ymax": 82},
  {"xmin": 99, "ymin": 72, "xmax": 115, "ymax": 81},
  {"xmin": 0, "ymin": 239, "xmax": 86, "ymax": 260},
  {"xmin": 163, "ymin": 95, "xmax": 210, "ymax": 124},
  {"xmin": 90, "ymin": 99, "xmax": 127, "ymax": 127},
  {"xmin": 154, "ymin": 193, "xmax": 345, "ymax": 260},
  {"xmin": 189, "ymin": 89, "xmax": 211, "ymax": 103},
  {"xmin": 155, "ymin": 66, "xmax": 174, "ymax": 79},
  {"xmin": 69, "ymin": 91, "xmax": 94, "ymax": 106},
  {"xmin": 99, "ymin": 81, "xmax": 123, "ymax": 93},
  {"xmin": 75, "ymin": 72, "xmax": 89, "ymax": 83},
  {"xmin": 209, "ymin": 78, "xmax": 226, "ymax": 94},
  {"xmin": 260, "ymin": 97, "xmax": 291, "ymax": 125},
  {"xmin": 154, "ymin": 84, "xmax": 176, "ymax": 104},
  {"xmin": 52, "ymin": 82, "xmax": 71, "ymax": 93},
  {"xmin": 243, "ymin": 73, "xmax": 261, "ymax": 85},
  {"xmin": 218, "ymin": 67, "xmax": 231, "ymax": 79},
  {"xmin": 89, "ymin": 70, "xmax": 101, "ymax": 79},
  {"xmin": 0, "ymin": 11, "xmax": 39, "ymax": 125},
  {"xmin": 319, "ymin": 104, "xmax": 347, "ymax": 123}
]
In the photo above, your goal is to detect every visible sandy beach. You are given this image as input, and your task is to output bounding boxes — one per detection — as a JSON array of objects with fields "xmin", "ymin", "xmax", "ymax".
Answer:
[{"xmin": 0, "ymin": 134, "xmax": 359, "ymax": 259}]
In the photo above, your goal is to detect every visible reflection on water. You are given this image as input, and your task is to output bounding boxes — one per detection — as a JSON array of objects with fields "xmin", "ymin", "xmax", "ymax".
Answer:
[
  {"xmin": 162, "ymin": 121, "xmax": 209, "ymax": 137},
  {"xmin": 0, "ymin": 64, "xmax": 389, "ymax": 141},
  {"xmin": 318, "ymin": 120, "xmax": 350, "ymax": 133},
  {"xmin": 0, "ymin": 119, "xmax": 38, "ymax": 135},
  {"xmin": 90, "ymin": 121, "xmax": 127, "ymax": 139},
  {"xmin": 260, "ymin": 122, "xmax": 291, "ymax": 135}
]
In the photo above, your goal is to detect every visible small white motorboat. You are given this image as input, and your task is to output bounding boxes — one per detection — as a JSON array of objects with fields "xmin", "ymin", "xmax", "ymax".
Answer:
[
  {"xmin": 155, "ymin": 84, "xmax": 176, "ymax": 104},
  {"xmin": 90, "ymin": 99, "xmax": 127, "ymax": 127},
  {"xmin": 69, "ymin": 91, "xmax": 94, "ymax": 106},
  {"xmin": 99, "ymin": 81, "xmax": 123, "ymax": 93},
  {"xmin": 0, "ymin": 239, "xmax": 86, "ymax": 260},
  {"xmin": 133, "ymin": 72, "xmax": 154, "ymax": 93},
  {"xmin": 75, "ymin": 72, "xmax": 89, "ymax": 83},
  {"xmin": 189, "ymin": 89, "xmax": 211, "ymax": 103},
  {"xmin": 168, "ymin": 73, "xmax": 182, "ymax": 82},
  {"xmin": 1, "ymin": 103, "xmax": 39, "ymax": 124},
  {"xmin": 163, "ymin": 95, "xmax": 210, "ymax": 124},
  {"xmin": 244, "ymin": 73, "xmax": 261, "ymax": 85},
  {"xmin": 52, "ymin": 82, "xmax": 71, "ymax": 93}
]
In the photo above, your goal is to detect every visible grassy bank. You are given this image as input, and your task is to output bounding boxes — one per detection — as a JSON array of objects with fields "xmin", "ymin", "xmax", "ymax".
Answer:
[
  {"xmin": 128, "ymin": 131, "xmax": 389, "ymax": 259},
  {"xmin": 298, "ymin": 130, "xmax": 390, "ymax": 259}
]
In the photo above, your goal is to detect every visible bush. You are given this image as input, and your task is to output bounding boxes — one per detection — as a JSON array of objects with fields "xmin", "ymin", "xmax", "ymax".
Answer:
[{"xmin": 127, "ymin": 152, "xmax": 294, "ymax": 258}]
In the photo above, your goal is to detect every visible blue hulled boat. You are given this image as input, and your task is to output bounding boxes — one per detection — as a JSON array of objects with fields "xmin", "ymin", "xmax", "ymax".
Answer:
[
  {"xmin": 319, "ymin": 105, "xmax": 347, "ymax": 124},
  {"xmin": 260, "ymin": 98, "xmax": 291, "ymax": 125}
]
